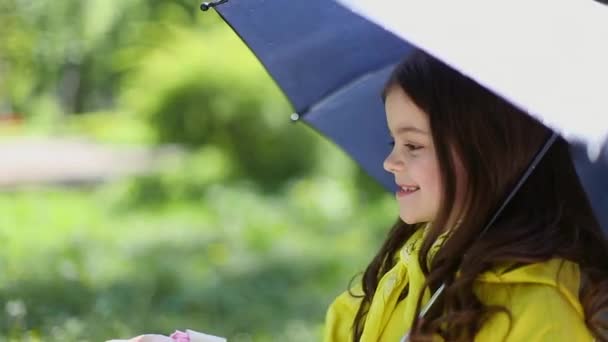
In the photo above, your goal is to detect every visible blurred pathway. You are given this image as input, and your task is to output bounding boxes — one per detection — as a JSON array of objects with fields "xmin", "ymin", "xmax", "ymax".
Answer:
[{"xmin": 0, "ymin": 137, "xmax": 182, "ymax": 188}]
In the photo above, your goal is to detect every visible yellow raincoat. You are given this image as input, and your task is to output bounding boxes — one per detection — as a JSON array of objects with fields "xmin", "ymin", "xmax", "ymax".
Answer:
[{"xmin": 324, "ymin": 227, "xmax": 594, "ymax": 341}]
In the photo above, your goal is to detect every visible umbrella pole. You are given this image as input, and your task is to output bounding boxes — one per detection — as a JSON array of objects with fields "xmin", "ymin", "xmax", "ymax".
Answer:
[{"xmin": 399, "ymin": 131, "xmax": 559, "ymax": 342}]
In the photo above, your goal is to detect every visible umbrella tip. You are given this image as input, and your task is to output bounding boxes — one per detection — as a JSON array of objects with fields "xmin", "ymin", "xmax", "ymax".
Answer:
[
  {"xmin": 200, "ymin": 0, "xmax": 228, "ymax": 11},
  {"xmin": 290, "ymin": 113, "xmax": 300, "ymax": 122}
]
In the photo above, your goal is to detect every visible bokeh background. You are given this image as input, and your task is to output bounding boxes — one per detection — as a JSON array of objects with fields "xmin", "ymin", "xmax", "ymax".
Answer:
[{"xmin": 0, "ymin": 1, "xmax": 397, "ymax": 341}]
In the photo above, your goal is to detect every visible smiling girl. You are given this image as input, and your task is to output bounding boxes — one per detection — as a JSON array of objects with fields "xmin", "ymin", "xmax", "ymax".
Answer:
[{"xmin": 324, "ymin": 50, "xmax": 608, "ymax": 341}]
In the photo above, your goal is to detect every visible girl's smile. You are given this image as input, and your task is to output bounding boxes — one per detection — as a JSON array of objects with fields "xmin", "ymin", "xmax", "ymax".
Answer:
[{"xmin": 396, "ymin": 184, "xmax": 420, "ymax": 197}]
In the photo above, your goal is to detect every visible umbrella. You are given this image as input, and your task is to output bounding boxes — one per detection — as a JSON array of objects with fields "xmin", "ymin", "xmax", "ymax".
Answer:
[
  {"xmin": 200, "ymin": 0, "xmax": 607, "ymax": 231},
  {"xmin": 201, "ymin": 0, "xmax": 608, "ymax": 340}
]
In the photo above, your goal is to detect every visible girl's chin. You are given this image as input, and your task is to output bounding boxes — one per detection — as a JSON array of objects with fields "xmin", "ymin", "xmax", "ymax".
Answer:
[
  {"xmin": 399, "ymin": 215, "xmax": 419, "ymax": 225},
  {"xmin": 399, "ymin": 211, "xmax": 431, "ymax": 225}
]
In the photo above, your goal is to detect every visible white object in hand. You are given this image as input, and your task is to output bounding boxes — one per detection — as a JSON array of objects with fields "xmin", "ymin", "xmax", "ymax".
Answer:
[
  {"xmin": 105, "ymin": 329, "xmax": 226, "ymax": 342},
  {"xmin": 105, "ymin": 334, "xmax": 174, "ymax": 342},
  {"xmin": 187, "ymin": 329, "xmax": 226, "ymax": 342}
]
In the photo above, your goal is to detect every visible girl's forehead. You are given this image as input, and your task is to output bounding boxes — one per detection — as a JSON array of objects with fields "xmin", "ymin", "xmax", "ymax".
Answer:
[{"xmin": 385, "ymin": 88, "xmax": 430, "ymax": 133}]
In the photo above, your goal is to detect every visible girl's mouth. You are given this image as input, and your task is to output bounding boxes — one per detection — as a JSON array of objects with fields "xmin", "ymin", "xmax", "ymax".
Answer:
[{"xmin": 397, "ymin": 186, "xmax": 420, "ymax": 197}]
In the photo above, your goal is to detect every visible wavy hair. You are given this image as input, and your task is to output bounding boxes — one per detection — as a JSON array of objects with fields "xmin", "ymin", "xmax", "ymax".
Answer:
[{"xmin": 351, "ymin": 49, "xmax": 608, "ymax": 341}]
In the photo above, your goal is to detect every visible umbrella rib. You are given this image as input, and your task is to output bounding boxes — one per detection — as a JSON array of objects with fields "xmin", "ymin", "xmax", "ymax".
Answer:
[{"xmin": 302, "ymin": 62, "xmax": 397, "ymax": 118}]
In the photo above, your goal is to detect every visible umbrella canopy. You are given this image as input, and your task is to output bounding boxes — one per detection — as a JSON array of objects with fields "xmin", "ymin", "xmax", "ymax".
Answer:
[
  {"xmin": 338, "ymin": 0, "xmax": 608, "ymax": 159},
  {"xmin": 204, "ymin": 0, "xmax": 608, "ymax": 231}
]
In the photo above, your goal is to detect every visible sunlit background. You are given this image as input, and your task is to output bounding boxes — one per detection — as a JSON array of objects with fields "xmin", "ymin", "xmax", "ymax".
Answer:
[{"xmin": 0, "ymin": 1, "xmax": 396, "ymax": 341}]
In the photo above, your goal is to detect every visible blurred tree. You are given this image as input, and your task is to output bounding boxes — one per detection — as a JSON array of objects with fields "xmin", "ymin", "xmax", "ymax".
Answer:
[
  {"xmin": 0, "ymin": 0, "xmax": 216, "ymax": 117},
  {"xmin": 0, "ymin": 0, "xmax": 321, "ymax": 190},
  {"xmin": 121, "ymin": 25, "xmax": 321, "ymax": 190}
]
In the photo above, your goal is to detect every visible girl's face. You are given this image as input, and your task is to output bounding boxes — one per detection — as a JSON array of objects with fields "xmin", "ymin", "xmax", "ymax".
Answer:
[{"xmin": 383, "ymin": 86, "xmax": 466, "ymax": 225}]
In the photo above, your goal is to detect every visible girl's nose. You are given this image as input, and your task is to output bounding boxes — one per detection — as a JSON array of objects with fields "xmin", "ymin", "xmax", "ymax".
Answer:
[{"xmin": 383, "ymin": 151, "xmax": 404, "ymax": 173}]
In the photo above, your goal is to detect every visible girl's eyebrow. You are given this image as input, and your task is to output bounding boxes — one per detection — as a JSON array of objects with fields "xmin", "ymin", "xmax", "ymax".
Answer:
[{"xmin": 390, "ymin": 126, "xmax": 428, "ymax": 137}]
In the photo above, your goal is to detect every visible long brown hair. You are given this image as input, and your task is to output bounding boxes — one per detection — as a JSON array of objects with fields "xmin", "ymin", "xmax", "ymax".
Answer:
[{"xmin": 351, "ymin": 49, "xmax": 608, "ymax": 341}]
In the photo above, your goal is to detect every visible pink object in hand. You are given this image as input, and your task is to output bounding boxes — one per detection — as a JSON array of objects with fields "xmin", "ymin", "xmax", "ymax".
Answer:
[{"xmin": 170, "ymin": 331, "xmax": 190, "ymax": 342}]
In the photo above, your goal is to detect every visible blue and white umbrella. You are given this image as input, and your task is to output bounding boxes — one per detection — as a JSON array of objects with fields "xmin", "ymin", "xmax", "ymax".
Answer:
[
  {"xmin": 202, "ymin": 0, "xmax": 608, "ymax": 339},
  {"xmin": 201, "ymin": 0, "xmax": 608, "ymax": 230}
]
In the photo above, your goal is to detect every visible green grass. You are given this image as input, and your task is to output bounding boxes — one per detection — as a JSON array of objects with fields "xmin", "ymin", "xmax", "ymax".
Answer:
[{"xmin": 0, "ymin": 155, "xmax": 395, "ymax": 341}]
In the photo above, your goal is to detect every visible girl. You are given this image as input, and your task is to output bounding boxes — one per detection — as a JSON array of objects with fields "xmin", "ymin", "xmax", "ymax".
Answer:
[{"xmin": 324, "ymin": 50, "xmax": 608, "ymax": 341}]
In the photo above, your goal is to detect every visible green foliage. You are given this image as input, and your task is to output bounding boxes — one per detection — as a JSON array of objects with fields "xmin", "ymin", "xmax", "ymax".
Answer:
[
  {"xmin": 0, "ymin": 1, "xmax": 398, "ymax": 341},
  {"xmin": 121, "ymin": 26, "xmax": 320, "ymax": 190},
  {"xmin": 0, "ymin": 0, "xmax": 218, "ymax": 117},
  {"xmin": 2, "ymin": 1, "xmax": 322, "ymax": 190},
  {"xmin": 0, "ymin": 157, "xmax": 395, "ymax": 341},
  {"xmin": 119, "ymin": 146, "xmax": 235, "ymax": 209}
]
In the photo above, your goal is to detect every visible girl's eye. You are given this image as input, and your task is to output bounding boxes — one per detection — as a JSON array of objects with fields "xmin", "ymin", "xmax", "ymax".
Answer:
[
  {"xmin": 388, "ymin": 140, "xmax": 422, "ymax": 151},
  {"xmin": 405, "ymin": 143, "xmax": 422, "ymax": 151}
]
